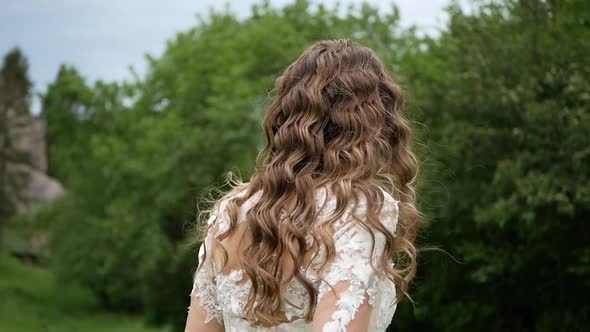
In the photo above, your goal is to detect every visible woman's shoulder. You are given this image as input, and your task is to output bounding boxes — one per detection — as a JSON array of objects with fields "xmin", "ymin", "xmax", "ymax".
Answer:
[
  {"xmin": 315, "ymin": 185, "xmax": 399, "ymax": 214},
  {"xmin": 311, "ymin": 185, "xmax": 399, "ymax": 236},
  {"xmin": 208, "ymin": 183, "xmax": 260, "ymax": 225},
  {"xmin": 211, "ymin": 183, "xmax": 399, "ymax": 230}
]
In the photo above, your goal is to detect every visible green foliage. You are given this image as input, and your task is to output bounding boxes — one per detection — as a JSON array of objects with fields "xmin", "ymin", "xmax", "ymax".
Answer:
[
  {"xmin": 400, "ymin": 0, "xmax": 590, "ymax": 331},
  {"xmin": 16, "ymin": 0, "xmax": 589, "ymax": 331},
  {"xmin": 0, "ymin": 48, "xmax": 32, "ymax": 110},
  {"xmin": 0, "ymin": 254, "xmax": 169, "ymax": 332}
]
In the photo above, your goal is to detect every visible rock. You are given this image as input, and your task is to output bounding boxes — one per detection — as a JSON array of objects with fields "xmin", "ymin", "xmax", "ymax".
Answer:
[
  {"xmin": 9, "ymin": 113, "xmax": 47, "ymax": 172},
  {"xmin": 1, "ymin": 106, "xmax": 64, "ymax": 217},
  {"xmin": 6, "ymin": 163, "xmax": 64, "ymax": 213}
]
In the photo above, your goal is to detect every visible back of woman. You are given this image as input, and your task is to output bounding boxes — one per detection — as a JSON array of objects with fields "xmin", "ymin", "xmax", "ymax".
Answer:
[{"xmin": 185, "ymin": 39, "xmax": 419, "ymax": 332}]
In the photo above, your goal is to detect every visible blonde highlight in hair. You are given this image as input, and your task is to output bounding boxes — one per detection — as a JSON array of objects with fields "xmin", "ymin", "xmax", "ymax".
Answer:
[{"xmin": 198, "ymin": 39, "xmax": 419, "ymax": 328}]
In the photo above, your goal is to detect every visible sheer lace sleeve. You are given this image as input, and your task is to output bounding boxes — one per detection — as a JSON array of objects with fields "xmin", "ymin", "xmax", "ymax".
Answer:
[
  {"xmin": 185, "ymin": 204, "xmax": 226, "ymax": 332},
  {"xmin": 312, "ymin": 192, "xmax": 399, "ymax": 332}
]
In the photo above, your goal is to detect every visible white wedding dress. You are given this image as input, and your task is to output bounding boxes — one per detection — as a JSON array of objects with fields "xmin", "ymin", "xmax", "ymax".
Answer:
[{"xmin": 189, "ymin": 186, "xmax": 400, "ymax": 332}]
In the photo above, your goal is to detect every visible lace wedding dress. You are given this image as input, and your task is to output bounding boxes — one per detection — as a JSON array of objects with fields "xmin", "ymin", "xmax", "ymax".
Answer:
[{"xmin": 189, "ymin": 186, "xmax": 400, "ymax": 332}]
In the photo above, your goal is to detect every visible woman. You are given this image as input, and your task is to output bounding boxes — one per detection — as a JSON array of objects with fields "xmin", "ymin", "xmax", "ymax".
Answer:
[{"xmin": 185, "ymin": 39, "xmax": 418, "ymax": 332}]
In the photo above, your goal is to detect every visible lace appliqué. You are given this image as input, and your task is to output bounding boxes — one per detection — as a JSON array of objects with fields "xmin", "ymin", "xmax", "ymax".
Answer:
[
  {"xmin": 189, "ymin": 240, "xmax": 224, "ymax": 325},
  {"xmin": 314, "ymin": 190, "xmax": 400, "ymax": 332},
  {"xmin": 189, "ymin": 186, "xmax": 400, "ymax": 331}
]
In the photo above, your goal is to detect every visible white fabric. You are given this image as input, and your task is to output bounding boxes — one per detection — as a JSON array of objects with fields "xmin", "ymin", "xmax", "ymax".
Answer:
[{"xmin": 189, "ymin": 186, "xmax": 400, "ymax": 332}]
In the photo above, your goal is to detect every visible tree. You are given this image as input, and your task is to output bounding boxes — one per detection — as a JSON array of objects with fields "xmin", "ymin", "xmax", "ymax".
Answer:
[
  {"xmin": 0, "ymin": 48, "xmax": 32, "ymax": 113},
  {"xmin": 0, "ymin": 48, "xmax": 33, "ymax": 243},
  {"xmin": 399, "ymin": 1, "xmax": 590, "ymax": 330}
]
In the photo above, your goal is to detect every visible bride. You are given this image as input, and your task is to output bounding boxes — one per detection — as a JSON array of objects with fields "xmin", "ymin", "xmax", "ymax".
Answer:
[{"xmin": 185, "ymin": 39, "xmax": 418, "ymax": 332}]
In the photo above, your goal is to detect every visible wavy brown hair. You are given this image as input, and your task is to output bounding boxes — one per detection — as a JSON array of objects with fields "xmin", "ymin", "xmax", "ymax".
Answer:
[{"xmin": 198, "ymin": 39, "xmax": 419, "ymax": 327}]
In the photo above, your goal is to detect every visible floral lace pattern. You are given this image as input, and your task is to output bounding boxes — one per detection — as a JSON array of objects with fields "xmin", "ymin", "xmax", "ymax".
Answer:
[
  {"xmin": 190, "ymin": 186, "xmax": 399, "ymax": 331},
  {"xmin": 190, "ymin": 233, "xmax": 223, "ymax": 324}
]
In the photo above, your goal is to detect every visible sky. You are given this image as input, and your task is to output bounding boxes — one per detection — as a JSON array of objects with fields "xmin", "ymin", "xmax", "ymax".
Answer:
[{"xmin": 1, "ymin": 0, "xmax": 460, "ymax": 113}]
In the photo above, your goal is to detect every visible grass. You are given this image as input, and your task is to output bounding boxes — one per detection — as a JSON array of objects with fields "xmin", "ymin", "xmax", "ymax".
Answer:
[{"xmin": 0, "ymin": 254, "xmax": 171, "ymax": 332}]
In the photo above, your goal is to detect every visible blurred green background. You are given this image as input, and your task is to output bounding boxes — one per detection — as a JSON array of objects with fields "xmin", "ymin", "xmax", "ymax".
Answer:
[{"xmin": 1, "ymin": 0, "xmax": 589, "ymax": 331}]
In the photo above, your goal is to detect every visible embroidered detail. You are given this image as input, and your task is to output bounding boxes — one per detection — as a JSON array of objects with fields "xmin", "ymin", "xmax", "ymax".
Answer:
[{"xmin": 190, "ymin": 240, "xmax": 224, "ymax": 324}]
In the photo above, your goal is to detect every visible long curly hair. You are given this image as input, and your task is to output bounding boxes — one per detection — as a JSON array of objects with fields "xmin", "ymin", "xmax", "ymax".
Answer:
[{"xmin": 199, "ymin": 39, "xmax": 418, "ymax": 327}]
